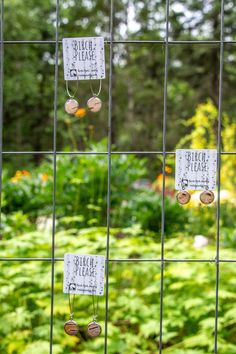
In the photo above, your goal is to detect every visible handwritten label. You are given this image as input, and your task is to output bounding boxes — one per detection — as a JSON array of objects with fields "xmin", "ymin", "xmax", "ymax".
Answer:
[
  {"xmin": 175, "ymin": 149, "xmax": 217, "ymax": 190},
  {"xmin": 63, "ymin": 253, "xmax": 105, "ymax": 296},
  {"xmin": 62, "ymin": 37, "xmax": 105, "ymax": 80}
]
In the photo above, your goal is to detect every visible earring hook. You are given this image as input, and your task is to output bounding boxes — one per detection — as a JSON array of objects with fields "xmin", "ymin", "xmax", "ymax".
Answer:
[
  {"xmin": 90, "ymin": 79, "xmax": 102, "ymax": 97},
  {"xmin": 66, "ymin": 72, "xmax": 79, "ymax": 98}
]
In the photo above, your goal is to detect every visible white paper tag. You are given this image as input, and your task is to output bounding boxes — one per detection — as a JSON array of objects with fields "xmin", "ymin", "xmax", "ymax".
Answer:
[
  {"xmin": 63, "ymin": 253, "xmax": 105, "ymax": 296},
  {"xmin": 175, "ymin": 149, "xmax": 217, "ymax": 191},
  {"xmin": 62, "ymin": 37, "xmax": 105, "ymax": 81}
]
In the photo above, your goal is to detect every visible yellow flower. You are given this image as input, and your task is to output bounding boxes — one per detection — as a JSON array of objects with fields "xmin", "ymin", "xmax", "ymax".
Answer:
[
  {"xmin": 15, "ymin": 170, "xmax": 22, "ymax": 177},
  {"xmin": 41, "ymin": 173, "xmax": 49, "ymax": 182},
  {"xmin": 10, "ymin": 177, "xmax": 19, "ymax": 184}
]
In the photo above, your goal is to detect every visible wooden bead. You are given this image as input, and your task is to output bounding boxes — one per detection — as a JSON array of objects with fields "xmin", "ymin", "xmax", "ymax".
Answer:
[
  {"xmin": 87, "ymin": 97, "xmax": 102, "ymax": 112},
  {"xmin": 65, "ymin": 99, "xmax": 79, "ymax": 114},
  {"xmin": 64, "ymin": 320, "xmax": 79, "ymax": 336},
  {"xmin": 176, "ymin": 191, "xmax": 191, "ymax": 205},
  {"xmin": 87, "ymin": 322, "xmax": 102, "ymax": 337},
  {"xmin": 200, "ymin": 190, "xmax": 215, "ymax": 205}
]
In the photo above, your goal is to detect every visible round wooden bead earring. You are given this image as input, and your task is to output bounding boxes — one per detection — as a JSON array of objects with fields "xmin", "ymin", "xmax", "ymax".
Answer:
[
  {"xmin": 65, "ymin": 80, "xmax": 79, "ymax": 115},
  {"xmin": 199, "ymin": 190, "xmax": 215, "ymax": 205},
  {"xmin": 87, "ymin": 321, "xmax": 102, "ymax": 337},
  {"xmin": 87, "ymin": 80, "xmax": 102, "ymax": 113},
  {"xmin": 64, "ymin": 318, "xmax": 79, "ymax": 336},
  {"xmin": 64, "ymin": 292, "xmax": 79, "ymax": 336},
  {"xmin": 176, "ymin": 190, "xmax": 191, "ymax": 205},
  {"xmin": 87, "ymin": 294, "xmax": 102, "ymax": 338}
]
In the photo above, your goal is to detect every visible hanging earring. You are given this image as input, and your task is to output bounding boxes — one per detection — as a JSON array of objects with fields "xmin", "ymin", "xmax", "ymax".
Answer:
[
  {"xmin": 176, "ymin": 190, "xmax": 191, "ymax": 205},
  {"xmin": 65, "ymin": 79, "xmax": 79, "ymax": 115},
  {"xmin": 87, "ymin": 294, "xmax": 102, "ymax": 337},
  {"xmin": 87, "ymin": 79, "xmax": 102, "ymax": 113},
  {"xmin": 64, "ymin": 289, "xmax": 79, "ymax": 336},
  {"xmin": 199, "ymin": 190, "xmax": 215, "ymax": 205}
]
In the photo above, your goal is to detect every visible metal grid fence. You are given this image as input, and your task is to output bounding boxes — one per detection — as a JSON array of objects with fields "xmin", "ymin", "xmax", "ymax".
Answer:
[{"xmin": 0, "ymin": 0, "xmax": 232, "ymax": 353}]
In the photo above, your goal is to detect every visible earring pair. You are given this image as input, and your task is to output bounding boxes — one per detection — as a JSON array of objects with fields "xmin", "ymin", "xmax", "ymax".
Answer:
[
  {"xmin": 64, "ymin": 79, "xmax": 102, "ymax": 116},
  {"xmin": 176, "ymin": 190, "xmax": 215, "ymax": 205},
  {"xmin": 64, "ymin": 290, "xmax": 102, "ymax": 338}
]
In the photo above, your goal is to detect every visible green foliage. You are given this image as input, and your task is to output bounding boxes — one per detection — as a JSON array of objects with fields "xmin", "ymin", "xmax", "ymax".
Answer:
[
  {"xmin": 2, "ymin": 211, "xmax": 35, "ymax": 239},
  {"xmin": 3, "ymin": 169, "xmax": 52, "ymax": 219},
  {"xmin": 3, "ymin": 144, "xmax": 191, "ymax": 236},
  {"xmin": 3, "ymin": 143, "xmax": 148, "ymax": 229},
  {"xmin": 3, "ymin": 143, "xmax": 236, "ymax": 246},
  {"xmin": 120, "ymin": 189, "xmax": 188, "ymax": 235},
  {"xmin": 184, "ymin": 200, "xmax": 236, "ymax": 245},
  {"xmin": 1, "ymin": 227, "xmax": 236, "ymax": 353}
]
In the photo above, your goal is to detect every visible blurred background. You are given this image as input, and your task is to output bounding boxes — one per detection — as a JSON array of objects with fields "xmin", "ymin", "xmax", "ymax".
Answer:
[{"xmin": 1, "ymin": 0, "xmax": 236, "ymax": 353}]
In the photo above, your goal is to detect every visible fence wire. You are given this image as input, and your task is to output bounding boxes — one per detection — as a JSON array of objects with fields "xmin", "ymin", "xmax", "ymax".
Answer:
[{"xmin": 0, "ymin": 0, "xmax": 231, "ymax": 353}]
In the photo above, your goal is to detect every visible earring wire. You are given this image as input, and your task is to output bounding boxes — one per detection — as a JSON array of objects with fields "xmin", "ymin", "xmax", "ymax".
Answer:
[
  {"xmin": 90, "ymin": 79, "xmax": 102, "ymax": 97},
  {"xmin": 66, "ymin": 77, "xmax": 79, "ymax": 98}
]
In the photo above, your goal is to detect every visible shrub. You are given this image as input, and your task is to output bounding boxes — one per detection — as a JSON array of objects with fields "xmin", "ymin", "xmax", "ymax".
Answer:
[
  {"xmin": 119, "ymin": 189, "xmax": 189, "ymax": 236},
  {"xmin": 0, "ymin": 226, "xmax": 236, "ymax": 353}
]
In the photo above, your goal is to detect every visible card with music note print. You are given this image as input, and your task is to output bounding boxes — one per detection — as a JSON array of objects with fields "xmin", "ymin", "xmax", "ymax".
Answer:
[
  {"xmin": 63, "ymin": 253, "xmax": 105, "ymax": 296},
  {"xmin": 175, "ymin": 149, "xmax": 217, "ymax": 191},
  {"xmin": 62, "ymin": 37, "xmax": 105, "ymax": 80}
]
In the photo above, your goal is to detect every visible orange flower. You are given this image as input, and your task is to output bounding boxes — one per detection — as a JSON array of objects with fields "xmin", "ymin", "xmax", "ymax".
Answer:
[
  {"xmin": 165, "ymin": 166, "xmax": 172, "ymax": 173},
  {"xmin": 21, "ymin": 170, "xmax": 31, "ymax": 177},
  {"xmin": 11, "ymin": 169, "xmax": 31, "ymax": 183},
  {"xmin": 41, "ymin": 173, "xmax": 49, "ymax": 182},
  {"xmin": 157, "ymin": 173, "xmax": 163, "ymax": 182},
  {"xmin": 74, "ymin": 108, "xmax": 87, "ymax": 119}
]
